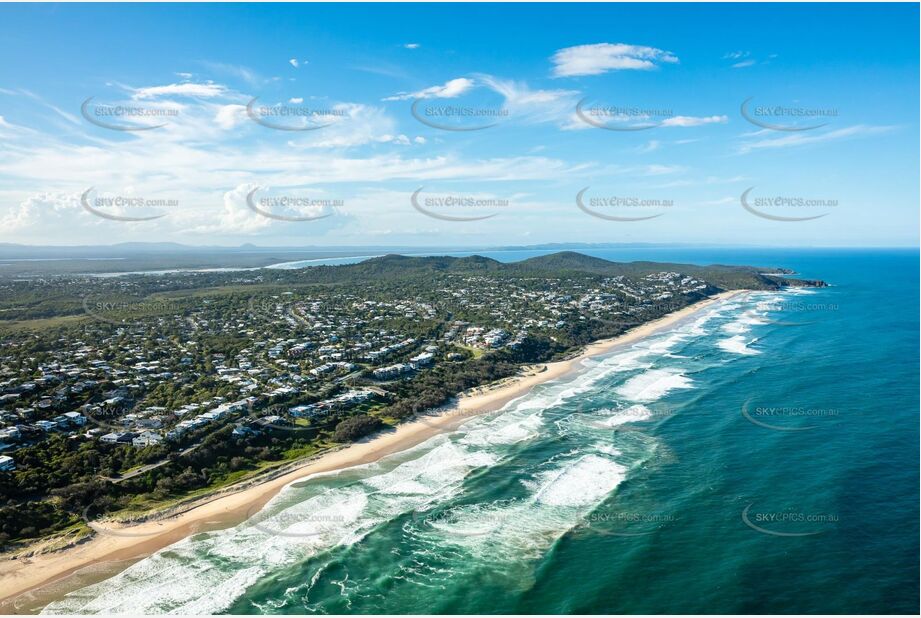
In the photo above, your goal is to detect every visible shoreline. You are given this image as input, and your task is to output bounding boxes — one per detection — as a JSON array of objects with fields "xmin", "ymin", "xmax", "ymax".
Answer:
[{"xmin": 0, "ymin": 289, "xmax": 745, "ymax": 613}]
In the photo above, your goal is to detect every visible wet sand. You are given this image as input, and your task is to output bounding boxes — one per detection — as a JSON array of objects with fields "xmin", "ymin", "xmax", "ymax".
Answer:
[{"xmin": 0, "ymin": 290, "xmax": 743, "ymax": 613}]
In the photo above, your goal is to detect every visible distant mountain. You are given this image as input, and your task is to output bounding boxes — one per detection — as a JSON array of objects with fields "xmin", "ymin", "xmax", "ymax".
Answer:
[
  {"xmin": 0, "ymin": 244, "xmax": 827, "ymax": 288},
  {"xmin": 293, "ymin": 251, "xmax": 825, "ymax": 290},
  {"xmin": 514, "ymin": 251, "xmax": 626, "ymax": 273}
]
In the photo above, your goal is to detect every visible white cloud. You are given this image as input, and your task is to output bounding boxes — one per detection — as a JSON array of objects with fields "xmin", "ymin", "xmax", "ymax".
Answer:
[
  {"xmin": 200, "ymin": 62, "xmax": 266, "ymax": 86},
  {"xmin": 383, "ymin": 77, "xmax": 474, "ymax": 101},
  {"xmin": 378, "ymin": 134, "xmax": 412, "ymax": 146},
  {"xmin": 17, "ymin": 89, "xmax": 81, "ymax": 125},
  {"xmin": 214, "ymin": 104, "xmax": 248, "ymax": 130},
  {"xmin": 0, "ymin": 83, "xmax": 598, "ymax": 243},
  {"xmin": 473, "ymin": 75, "xmax": 580, "ymax": 129},
  {"xmin": 386, "ymin": 74, "xmax": 578, "ymax": 128},
  {"xmin": 738, "ymin": 125, "xmax": 893, "ymax": 154},
  {"xmin": 191, "ymin": 184, "xmax": 272, "ymax": 234},
  {"xmin": 0, "ymin": 192, "xmax": 80, "ymax": 231},
  {"xmin": 660, "ymin": 115, "xmax": 728, "ymax": 127},
  {"xmin": 551, "ymin": 43, "xmax": 678, "ymax": 77},
  {"xmin": 642, "ymin": 164, "xmax": 685, "ymax": 176},
  {"xmin": 133, "ymin": 81, "xmax": 227, "ymax": 99},
  {"xmin": 0, "ymin": 114, "xmax": 39, "ymax": 138},
  {"xmin": 404, "ymin": 43, "xmax": 420, "ymax": 50},
  {"xmin": 289, "ymin": 97, "xmax": 304, "ymax": 104},
  {"xmin": 480, "ymin": 75, "xmax": 575, "ymax": 106},
  {"xmin": 723, "ymin": 51, "xmax": 773, "ymax": 69}
]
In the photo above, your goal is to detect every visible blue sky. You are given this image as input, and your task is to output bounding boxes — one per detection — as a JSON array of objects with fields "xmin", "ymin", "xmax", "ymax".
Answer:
[{"xmin": 0, "ymin": 3, "xmax": 917, "ymax": 247}]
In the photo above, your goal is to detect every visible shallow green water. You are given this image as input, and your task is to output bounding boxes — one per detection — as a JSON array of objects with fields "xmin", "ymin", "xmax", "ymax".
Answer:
[{"xmin": 43, "ymin": 250, "xmax": 919, "ymax": 614}]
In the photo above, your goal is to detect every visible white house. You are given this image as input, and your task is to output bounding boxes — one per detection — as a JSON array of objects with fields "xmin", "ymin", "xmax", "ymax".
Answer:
[{"xmin": 132, "ymin": 431, "xmax": 163, "ymax": 447}]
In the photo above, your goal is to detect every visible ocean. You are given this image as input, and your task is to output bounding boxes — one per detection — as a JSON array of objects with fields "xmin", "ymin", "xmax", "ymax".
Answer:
[{"xmin": 42, "ymin": 249, "xmax": 919, "ymax": 614}]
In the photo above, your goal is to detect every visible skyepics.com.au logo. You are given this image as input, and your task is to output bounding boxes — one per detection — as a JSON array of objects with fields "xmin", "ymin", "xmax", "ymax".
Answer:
[
  {"xmin": 410, "ymin": 187, "xmax": 510, "ymax": 222},
  {"xmin": 246, "ymin": 98, "xmax": 347, "ymax": 131},
  {"xmin": 81, "ymin": 96, "xmax": 179, "ymax": 131},
  {"xmin": 740, "ymin": 187, "xmax": 837, "ymax": 222},
  {"xmin": 762, "ymin": 299, "xmax": 838, "ymax": 326},
  {"xmin": 83, "ymin": 402, "xmax": 137, "ymax": 432},
  {"xmin": 412, "ymin": 399, "xmax": 490, "ymax": 431},
  {"xmin": 243, "ymin": 502, "xmax": 347, "ymax": 538},
  {"xmin": 765, "ymin": 300, "xmax": 838, "ymax": 313},
  {"xmin": 585, "ymin": 404, "xmax": 678, "ymax": 430},
  {"xmin": 82, "ymin": 294, "xmax": 179, "ymax": 327},
  {"xmin": 80, "ymin": 505, "xmax": 179, "ymax": 539},
  {"xmin": 741, "ymin": 97, "xmax": 838, "ymax": 132},
  {"xmin": 247, "ymin": 294, "xmax": 297, "ymax": 322},
  {"xmin": 412, "ymin": 506, "xmax": 513, "ymax": 537},
  {"xmin": 576, "ymin": 188, "xmax": 673, "ymax": 222},
  {"xmin": 741, "ymin": 399, "xmax": 840, "ymax": 432},
  {"xmin": 243, "ymin": 397, "xmax": 316, "ymax": 435},
  {"xmin": 245, "ymin": 187, "xmax": 339, "ymax": 222},
  {"xmin": 575, "ymin": 509, "xmax": 678, "ymax": 537},
  {"xmin": 742, "ymin": 502, "xmax": 838, "ymax": 537},
  {"xmin": 411, "ymin": 100, "xmax": 509, "ymax": 131},
  {"xmin": 575, "ymin": 98, "xmax": 676, "ymax": 131},
  {"xmin": 593, "ymin": 300, "xmax": 689, "ymax": 329},
  {"xmin": 80, "ymin": 187, "xmax": 178, "ymax": 222}
]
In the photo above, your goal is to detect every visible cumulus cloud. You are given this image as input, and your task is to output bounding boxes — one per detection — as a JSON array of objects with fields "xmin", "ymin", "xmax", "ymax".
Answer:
[
  {"xmin": 190, "ymin": 184, "xmax": 273, "ymax": 234},
  {"xmin": 551, "ymin": 43, "xmax": 678, "ymax": 77},
  {"xmin": 0, "ymin": 192, "xmax": 80, "ymax": 231},
  {"xmin": 214, "ymin": 104, "xmax": 248, "ymax": 130}
]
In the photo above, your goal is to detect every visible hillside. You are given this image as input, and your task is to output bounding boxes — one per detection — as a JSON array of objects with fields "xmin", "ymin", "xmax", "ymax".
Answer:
[{"xmin": 288, "ymin": 251, "xmax": 826, "ymax": 290}]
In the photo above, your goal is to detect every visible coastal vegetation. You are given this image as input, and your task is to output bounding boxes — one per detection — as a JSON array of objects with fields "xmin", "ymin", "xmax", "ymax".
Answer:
[{"xmin": 0, "ymin": 252, "xmax": 823, "ymax": 551}]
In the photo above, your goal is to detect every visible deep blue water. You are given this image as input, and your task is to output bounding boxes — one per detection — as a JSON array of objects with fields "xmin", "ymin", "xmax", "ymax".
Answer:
[{"xmin": 44, "ymin": 249, "xmax": 919, "ymax": 614}]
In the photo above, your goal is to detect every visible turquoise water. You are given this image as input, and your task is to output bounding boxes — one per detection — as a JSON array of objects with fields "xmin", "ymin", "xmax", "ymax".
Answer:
[{"xmin": 43, "ymin": 249, "xmax": 918, "ymax": 614}]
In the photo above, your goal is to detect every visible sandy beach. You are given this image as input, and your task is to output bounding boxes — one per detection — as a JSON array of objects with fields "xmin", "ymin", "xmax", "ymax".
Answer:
[{"xmin": 0, "ymin": 290, "xmax": 743, "ymax": 613}]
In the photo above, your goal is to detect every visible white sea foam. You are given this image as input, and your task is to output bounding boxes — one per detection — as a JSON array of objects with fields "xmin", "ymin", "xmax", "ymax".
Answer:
[
  {"xmin": 616, "ymin": 369, "xmax": 694, "ymax": 402},
  {"xmin": 44, "ymin": 293, "xmax": 746, "ymax": 614},
  {"xmin": 717, "ymin": 334, "xmax": 760, "ymax": 355},
  {"xmin": 722, "ymin": 310, "xmax": 768, "ymax": 334},
  {"xmin": 43, "ymin": 441, "xmax": 496, "ymax": 615},
  {"xmin": 533, "ymin": 454, "xmax": 628, "ymax": 507},
  {"xmin": 428, "ymin": 454, "xmax": 629, "ymax": 563},
  {"xmin": 594, "ymin": 444, "xmax": 623, "ymax": 457},
  {"xmin": 460, "ymin": 411, "xmax": 543, "ymax": 446},
  {"xmin": 596, "ymin": 404, "xmax": 654, "ymax": 427}
]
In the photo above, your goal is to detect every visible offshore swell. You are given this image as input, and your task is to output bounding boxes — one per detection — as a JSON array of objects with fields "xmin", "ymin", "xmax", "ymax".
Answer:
[
  {"xmin": 41, "ymin": 291, "xmax": 804, "ymax": 613},
  {"xmin": 40, "ymin": 250, "xmax": 920, "ymax": 615}
]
